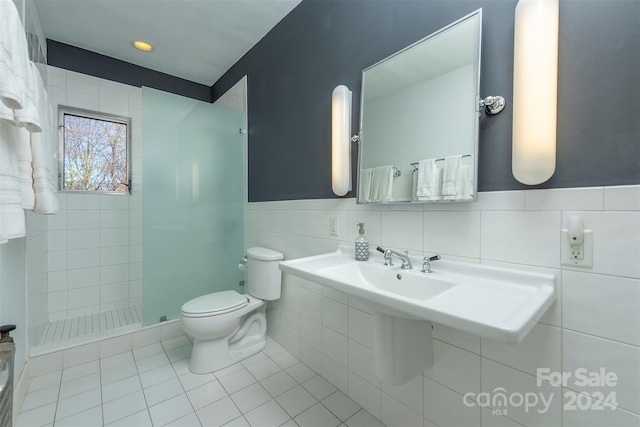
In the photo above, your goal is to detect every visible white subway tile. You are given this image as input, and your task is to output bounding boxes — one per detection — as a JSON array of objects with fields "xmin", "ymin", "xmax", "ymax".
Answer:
[
  {"xmin": 48, "ymin": 230, "xmax": 67, "ymax": 251},
  {"xmin": 424, "ymin": 377, "xmax": 480, "ymax": 427},
  {"xmin": 67, "ymin": 267, "xmax": 99, "ymax": 289},
  {"xmin": 604, "ymin": 185, "xmax": 640, "ymax": 211},
  {"xmin": 63, "ymin": 343, "xmax": 100, "ymax": 368},
  {"xmin": 423, "ymin": 211, "xmax": 481, "ymax": 258},
  {"xmin": 563, "ymin": 270, "xmax": 639, "ymax": 346},
  {"xmin": 30, "ymin": 352, "xmax": 63, "ymax": 377},
  {"xmin": 432, "ymin": 324, "xmax": 481, "ymax": 354},
  {"xmin": 100, "ymin": 282, "xmax": 130, "ymax": 303},
  {"xmin": 132, "ymin": 326, "xmax": 161, "ymax": 349},
  {"xmin": 67, "ymin": 194, "xmax": 100, "ymax": 210},
  {"xmin": 348, "ymin": 340, "xmax": 379, "ymax": 388},
  {"xmin": 321, "ymin": 355, "xmax": 348, "ymax": 394},
  {"xmin": 100, "ymin": 264, "xmax": 129, "ymax": 285},
  {"xmin": 470, "ymin": 191, "xmax": 525, "ymax": 211},
  {"xmin": 67, "ymin": 248, "xmax": 100, "ymax": 269},
  {"xmin": 101, "ymin": 245, "xmax": 130, "ymax": 266},
  {"xmin": 68, "ymin": 287, "xmax": 99, "ymax": 309},
  {"xmin": 67, "ymin": 229, "xmax": 100, "ymax": 250},
  {"xmin": 300, "ymin": 316, "xmax": 321, "ymax": 350},
  {"xmin": 48, "ymin": 210, "xmax": 67, "ymax": 230},
  {"xmin": 381, "ymin": 373, "xmax": 423, "ymax": 415},
  {"xmin": 66, "ymin": 210, "xmax": 100, "ymax": 229},
  {"xmin": 100, "ymin": 228, "xmax": 129, "ymax": 247},
  {"xmin": 381, "ymin": 393, "xmax": 424, "ymax": 427},
  {"xmin": 67, "ymin": 90, "xmax": 99, "ymax": 111},
  {"xmin": 48, "ymin": 290, "xmax": 67, "ymax": 312},
  {"xmin": 563, "ymin": 330, "xmax": 640, "ymax": 414},
  {"xmin": 48, "ymin": 250, "xmax": 67, "ymax": 271},
  {"xmin": 348, "ymin": 307, "xmax": 374, "ymax": 349},
  {"xmin": 481, "ymin": 323, "xmax": 561, "ymax": 376},
  {"xmin": 300, "ymin": 343, "xmax": 322, "ymax": 374},
  {"xmin": 348, "ymin": 372, "xmax": 381, "ymax": 420},
  {"xmin": 481, "ymin": 359, "xmax": 561, "ymax": 427},
  {"xmin": 481, "ymin": 211, "xmax": 561, "ymax": 268},
  {"xmin": 48, "ymin": 270, "xmax": 68, "ymax": 292},
  {"xmin": 67, "ymin": 78, "xmax": 99, "ymax": 95},
  {"xmin": 322, "ymin": 297, "xmax": 348, "ymax": 335},
  {"xmin": 562, "ymin": 211, "xmax": 640, "ymax": 278},
  {"xmin": 380, "ymin": 211, "xmax": 423, "ymax": 252},
  {"xmin": 525, "ymin": 187, "xmax": 604, "ymax": 211},
  {"xmin": 99, "ymin": 334, "xmax": 133, "ymax": 359},
  {"xmin": 424, "ymin": 340, "xmax": 480, "ymax": 396},
  {"xmin": 99, "ymin": 86, "xmax": 129, "ymax": 101},
  {"xmin": 322, "ymin": 327, "xmax": 348, "ymax": 367},
  {"xmin": 100, "ymin": 195, "xmax": 129, "ymax": 210},
  {"xmin": 100, "ymin": 210, "xmax": 129, "ymax": 228},
  {"xmin": 562, "ymin": 389, "xmax": 640, "ymax": 426}
]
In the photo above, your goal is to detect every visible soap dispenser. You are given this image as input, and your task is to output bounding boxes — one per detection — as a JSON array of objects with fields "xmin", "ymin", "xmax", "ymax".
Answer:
[{"xmin": 355, "ymin": 223, "xmax": 369, "ymax": 261}]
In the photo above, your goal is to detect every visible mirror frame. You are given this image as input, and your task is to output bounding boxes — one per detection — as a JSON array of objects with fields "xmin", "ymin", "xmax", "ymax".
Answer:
[{"xmin": 356, "ymin": 9, "xmax": 482, "ymax": 204}]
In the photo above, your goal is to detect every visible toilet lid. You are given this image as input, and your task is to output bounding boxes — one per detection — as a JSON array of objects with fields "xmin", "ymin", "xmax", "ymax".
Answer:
[{"xmin": 181, "ymin": 290, "xmax": 249, "ymax": 316}]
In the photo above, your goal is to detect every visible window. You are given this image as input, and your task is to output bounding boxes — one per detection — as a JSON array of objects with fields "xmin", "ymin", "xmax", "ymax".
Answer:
[{"xmin": 59, "ymin": 107, "xmax": 131, "ymax": 193}]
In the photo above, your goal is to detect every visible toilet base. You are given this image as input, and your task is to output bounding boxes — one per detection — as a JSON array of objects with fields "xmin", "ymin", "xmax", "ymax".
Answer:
[{"xmin": 188, "ymin": 305, "xmax": 267, "ymax": 373}]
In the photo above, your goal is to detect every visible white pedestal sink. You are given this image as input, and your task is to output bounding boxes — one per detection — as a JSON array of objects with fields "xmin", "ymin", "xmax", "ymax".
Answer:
[{"xmin": 280, "ymin": 246, "xmax": 556, "ymax": 384}]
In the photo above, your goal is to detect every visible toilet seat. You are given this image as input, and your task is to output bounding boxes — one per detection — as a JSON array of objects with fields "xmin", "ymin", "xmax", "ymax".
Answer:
[{"xmin": 181, "ymin": 290, "xmax": 249, "ymax": 318}]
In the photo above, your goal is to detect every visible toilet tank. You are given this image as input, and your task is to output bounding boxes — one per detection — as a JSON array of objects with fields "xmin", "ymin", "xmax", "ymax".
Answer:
[{"xmin": 246, "ymin": 247, "xmax": 284, "ymax": 300}]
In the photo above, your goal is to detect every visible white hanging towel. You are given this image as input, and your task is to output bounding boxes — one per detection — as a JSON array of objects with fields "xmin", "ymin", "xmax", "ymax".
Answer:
[
  {"xmin": 15, "ymin": 126, "xmax": 34, "ymax": 209},
  {"xmin": 459, "ymin": 164, "xmax": 474, "ymax": 199},
  {"xmin": 370, "ymin": 165, "xmax": 394, "ymax": 202},
  {"xmin": 411, "ymin": 170, "xmax": 419, "ymax": 201},
  {"xmin": 416, "ymin": 159, "xmax": 440, "ymax": 200},
  {"xmin": 14, "ymin": 62, "xmax": 44, "ymax": 133},
  {"xmin": 358, "ymin": 168, "xmax": 373, "ymax": 203},
  {"xmin": 31, "ymin": 100, "xmax": 58, "ymax": 215},
  {"xmin": 0, "ymin": 121, "xmax": 26, "ymax": 242},
  {"xmin": 0, "ymin": 0, "xmax": 32, "ymax": 111},
  {"xmin": 441, "ymin": 155, "xmax": 462, "ymax": 197}
]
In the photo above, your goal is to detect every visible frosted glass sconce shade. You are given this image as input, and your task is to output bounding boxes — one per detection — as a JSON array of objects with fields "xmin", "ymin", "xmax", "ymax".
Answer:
[
  {"xmin": 512, "ymin": 0, "xmax": 559, "ymax": 185},
  {"xmin": 332, "ymin": 85, "xmax": 352, "ymax": 196}
]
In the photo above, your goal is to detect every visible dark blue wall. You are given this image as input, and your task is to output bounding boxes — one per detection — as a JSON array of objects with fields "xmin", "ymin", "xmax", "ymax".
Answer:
[
  {"xmin": 212, "ymin": 0, "xmax": 640, "ymax": 202},
  {"xmin": 47, "ymin": 40, "xmax": 211, "ymax": 102}
]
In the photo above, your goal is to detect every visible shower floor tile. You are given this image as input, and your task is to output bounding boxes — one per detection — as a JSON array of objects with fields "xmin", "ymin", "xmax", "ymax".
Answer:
[
  {"xmin": 17, "ymin": 337, "xmax": 383, "ymax": 427},
  {"xmin": 39, "ymin": 305, "xmax": 142, "ymax": 346}
]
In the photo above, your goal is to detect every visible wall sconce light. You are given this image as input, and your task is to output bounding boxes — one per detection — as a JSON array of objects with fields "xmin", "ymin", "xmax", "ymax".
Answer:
[
  {"xmin": 332, "ymin": 85, "xmax": 353, "ymax": 196},
  {"xmin": 512, "ymin": 0, "xmax": 559, "ymax": 185}
]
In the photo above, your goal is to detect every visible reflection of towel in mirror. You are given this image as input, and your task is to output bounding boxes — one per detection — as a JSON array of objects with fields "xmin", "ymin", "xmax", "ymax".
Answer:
[
  {"xmin": 441, "ymin": 155, "xmax": 462, "ymax": 197},
  {"xmin": 370, "ymin": 165, "xmax": 394, "ymax": 202},
  {"xmin": 459, "ymin": 164, "xmax": 474, "ymax": 199},
  {"xmin": 416, "ymin": 159, "xmax": 441, "ymax": 200},
  {"xmin": 358, "ymin": 168, "xmax": 373, "ymax": 203}
]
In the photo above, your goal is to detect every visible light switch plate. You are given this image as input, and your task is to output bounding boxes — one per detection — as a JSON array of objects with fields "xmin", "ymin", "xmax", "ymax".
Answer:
[
  {"xmin": 561, "ymin": 229, "xmax": 593, "ymax": 267},
  {"xmin": 330, "ymin": 217, "xmax": 339, "ymax": 236}
]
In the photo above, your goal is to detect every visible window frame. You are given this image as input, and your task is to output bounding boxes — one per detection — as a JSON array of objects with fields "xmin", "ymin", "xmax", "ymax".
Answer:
[{"xmin": 58, "ymin": 106, "xmax": 132, "ymax": 195}]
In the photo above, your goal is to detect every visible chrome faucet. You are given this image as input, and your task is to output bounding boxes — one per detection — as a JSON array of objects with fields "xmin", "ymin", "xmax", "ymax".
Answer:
[
  {"xmin": 421, "ymin": 255, "xmax": 441, "ymax": 273},
  {"xmin": 377, "ymin": 247, "xmax": 413, "ymax": 270}
]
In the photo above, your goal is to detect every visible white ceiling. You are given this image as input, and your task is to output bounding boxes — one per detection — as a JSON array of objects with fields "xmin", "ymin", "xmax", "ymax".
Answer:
[{"xmin": 34, "ymin": 0, "xmax": 302, "ymax": 86}]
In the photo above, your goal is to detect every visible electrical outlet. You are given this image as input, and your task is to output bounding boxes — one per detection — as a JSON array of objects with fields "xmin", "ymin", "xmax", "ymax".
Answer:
[
  {"xmin": 330, "ymin": 217, "xmax": 339, "ymax": 236},
  {"xmin": 561, "ymin": 229, "xmax": 593, "ymax": 267}
]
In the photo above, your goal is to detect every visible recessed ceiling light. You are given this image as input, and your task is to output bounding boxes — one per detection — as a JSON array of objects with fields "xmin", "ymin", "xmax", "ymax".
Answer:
[{"xmin": 132, "ymin": 40, "xmax": 154, "ymax": 52}]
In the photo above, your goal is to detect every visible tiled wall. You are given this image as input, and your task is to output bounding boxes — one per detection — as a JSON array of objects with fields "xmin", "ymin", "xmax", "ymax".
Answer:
[
  {"xmin": 25, "ymin": 212, "xmax": 48, "ymax": 348},
  {"xmin": 43, "ymin": 65, "xmax": 143, "ymax": 321},
  {"xmin": 246, "ymin": 186, "xmax": 640, "ymax": 427}
]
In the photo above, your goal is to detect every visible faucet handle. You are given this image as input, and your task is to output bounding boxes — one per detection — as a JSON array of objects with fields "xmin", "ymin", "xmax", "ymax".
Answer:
[{"xmin": 404, "ymin": 250, "xmax": 409, "ymax": 257}]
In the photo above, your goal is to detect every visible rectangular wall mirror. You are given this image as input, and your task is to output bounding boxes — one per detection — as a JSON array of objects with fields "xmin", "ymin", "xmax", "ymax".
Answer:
[{"xmin": 357, "ymin": 9, "xmax": 482, "ymax": 204}]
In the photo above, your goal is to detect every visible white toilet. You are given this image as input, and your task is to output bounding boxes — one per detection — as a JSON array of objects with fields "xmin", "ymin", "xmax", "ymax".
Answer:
[{"xmin": 180, "ymin": 247, "xmax": 284, "ymax": 374}]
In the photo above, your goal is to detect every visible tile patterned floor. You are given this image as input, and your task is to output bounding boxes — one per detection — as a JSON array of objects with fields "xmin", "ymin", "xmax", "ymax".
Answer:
[
  {"xmin": 17, "ymin": 337, "xmax": 386, "ymax": 427},
  {"xmin": 40, "ymin": 306, "xmax": 143, "ymax": 346}
]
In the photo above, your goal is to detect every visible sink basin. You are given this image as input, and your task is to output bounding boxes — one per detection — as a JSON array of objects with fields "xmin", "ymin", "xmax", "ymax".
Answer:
[
  {"xmin": 321, "ymin": 262, "xmax": 456, "ymax": 301},
  {"xmin": 280, "ymin": 246, "xmax": 556, "ymax": 344}
]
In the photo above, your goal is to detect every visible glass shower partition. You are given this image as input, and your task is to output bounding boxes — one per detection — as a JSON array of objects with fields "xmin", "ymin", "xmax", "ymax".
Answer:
[{"xmin": 142, "ymin": 87, "xmax": 245, "ymax": 325}]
